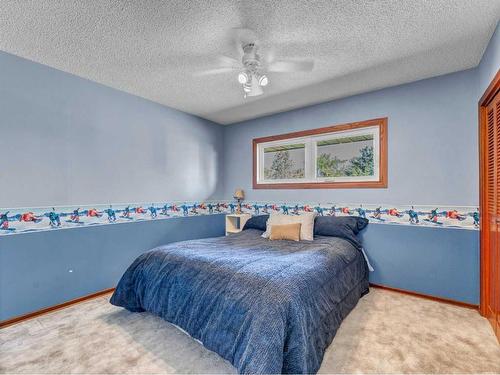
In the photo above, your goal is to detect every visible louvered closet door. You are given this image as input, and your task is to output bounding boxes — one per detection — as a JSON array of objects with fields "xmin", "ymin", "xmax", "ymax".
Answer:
[
  {"xmin": 486, "ymin": 95, "xmax": 500, "ymax": 337},
  {"xmin": 496, "ymin": 99, "xmax": 500, "ymax": 336}
]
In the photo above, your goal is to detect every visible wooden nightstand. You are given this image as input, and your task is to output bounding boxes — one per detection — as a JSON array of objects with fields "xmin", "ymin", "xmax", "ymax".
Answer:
[{"xmin": 225, "ymin": 214, "xmax": 251, "ymax": 235}]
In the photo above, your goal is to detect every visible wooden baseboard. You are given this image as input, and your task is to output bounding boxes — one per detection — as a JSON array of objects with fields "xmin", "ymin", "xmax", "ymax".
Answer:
[
  {"xmin": 0, "ymin": 287, "xmax": 115, "ymax": 329},
  {"xmin": 370, "ymin": 283, "xmax": 478, "ymax": 310}
]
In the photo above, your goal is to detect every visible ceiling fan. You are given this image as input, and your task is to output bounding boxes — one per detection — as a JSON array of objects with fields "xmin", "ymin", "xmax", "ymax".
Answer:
[{"xmin": 196, "ymin": 28, "xmax": 315, "ymax": 98}]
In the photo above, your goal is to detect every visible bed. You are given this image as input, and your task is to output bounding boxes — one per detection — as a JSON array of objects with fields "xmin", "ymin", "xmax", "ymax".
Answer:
[{"xmin": 110, "ymin": 228, "xmax": 369, "ymax": 374}]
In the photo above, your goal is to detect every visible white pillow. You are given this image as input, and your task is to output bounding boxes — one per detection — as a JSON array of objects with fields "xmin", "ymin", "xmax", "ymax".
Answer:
[{"xmin": 262, "ymin": 212, "xmax": 316, "ymax": 241}]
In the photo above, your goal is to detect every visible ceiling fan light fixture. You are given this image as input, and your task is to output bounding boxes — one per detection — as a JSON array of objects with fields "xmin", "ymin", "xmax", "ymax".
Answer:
[
  {"xmin": 238, "ymin": 71, "xmax": 249, "ymax": 84},
  {"xmin": 258, "ymin": 74, "xmax": 269, "ymax": 87},
  {"xmin": 242, "ymin": 83, "xmax": 252, "ymax": 92}
]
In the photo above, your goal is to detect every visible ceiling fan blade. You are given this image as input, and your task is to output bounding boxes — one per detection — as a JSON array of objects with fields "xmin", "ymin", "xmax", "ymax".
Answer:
[
  {"xmin": 216, "ymin": 54, "xmax": 241, "ymax": 68},
  {"xmin": 267, "ymin": 59, "xmax": 314, "ymax": 73},
  {"xmin": 262, "ymin": 45, "xmax": 276, "ymax": 65},
  {"xmin": 193, "ymin": 67, "xmax": 236, "ymax": 77}
]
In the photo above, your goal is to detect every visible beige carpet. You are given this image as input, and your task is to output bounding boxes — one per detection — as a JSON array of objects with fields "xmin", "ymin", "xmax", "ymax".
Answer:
[{"xmin": 1, "ymin": 288, "xmax": 499, "ymax": 374}]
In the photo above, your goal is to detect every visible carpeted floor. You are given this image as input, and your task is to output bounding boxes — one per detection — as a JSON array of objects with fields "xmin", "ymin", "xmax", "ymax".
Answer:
[{"xmin": 1, "ymin": 288, "xmax": 499, "ymax": 374}]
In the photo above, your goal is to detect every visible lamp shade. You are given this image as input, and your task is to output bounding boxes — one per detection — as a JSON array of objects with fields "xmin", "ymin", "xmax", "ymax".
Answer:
[{"xmin": 233, "ymin": 189, "xmax": 245, "ymax": 200}]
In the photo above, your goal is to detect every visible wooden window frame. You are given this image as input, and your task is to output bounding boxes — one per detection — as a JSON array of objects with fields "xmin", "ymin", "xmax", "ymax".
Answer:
[{"xmin": 252, "ymin": 117, "xmax": 388, "ymax": 189}]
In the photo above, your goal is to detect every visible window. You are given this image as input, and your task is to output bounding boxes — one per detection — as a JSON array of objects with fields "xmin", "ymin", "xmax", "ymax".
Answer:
[
  {"xmin": 262, "ymin": 142, "xmax": 306, "ymax": 181},
  {"xmin": 253, "ymin": 118, "xmax": 387, "ymax": 189}
]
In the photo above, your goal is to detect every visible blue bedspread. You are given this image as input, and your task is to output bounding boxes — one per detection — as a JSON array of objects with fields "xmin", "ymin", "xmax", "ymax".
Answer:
[{"xmin": 111, "ymin": 229, "xmax": 369, "ymax": 374}]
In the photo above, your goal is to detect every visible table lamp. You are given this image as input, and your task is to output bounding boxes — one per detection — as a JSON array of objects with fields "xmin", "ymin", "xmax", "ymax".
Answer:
[{"xmin": 233, "ymin": 188, "xmax": 244, "ymax": 214}]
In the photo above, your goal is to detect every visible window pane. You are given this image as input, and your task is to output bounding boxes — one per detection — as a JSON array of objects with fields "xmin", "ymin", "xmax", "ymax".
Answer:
[
  {"xmin": 263, "ymin": 143, "xmax": 305, "ymax": 180},
  {"xmin": 316, "ymin": 134, "xmax": 374, "ymax": 177}
]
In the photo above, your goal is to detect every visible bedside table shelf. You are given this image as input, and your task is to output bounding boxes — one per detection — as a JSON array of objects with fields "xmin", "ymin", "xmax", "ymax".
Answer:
[{"xmin": 225, "ymin": 214, "xmax": 251, "ymax": 235}]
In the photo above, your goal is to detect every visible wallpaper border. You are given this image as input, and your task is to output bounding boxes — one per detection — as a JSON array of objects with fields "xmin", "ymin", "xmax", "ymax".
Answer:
[{"xmin": 0, "ymin": 201, "xmax": 478, "ymax": 236}]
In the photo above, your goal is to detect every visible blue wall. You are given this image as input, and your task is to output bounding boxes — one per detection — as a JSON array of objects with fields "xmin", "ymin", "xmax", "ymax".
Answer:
[
  {"xmin": 0, "ymin": 214, "xmax": 225, "ymax": 321},
  {"xmin": 362, "ymin": 224, "xmax": 479, "ymax": 305},
  {"xmin": 0, "ymin": 51, "xmax": 225, "ymax": 208},
  {"xmin": 223, "ymin": 68, "xmax": 479, "ymax": 206},
  {"xmin": 0, "ymin": 216, "xmax": 479, "ymax": 322}
]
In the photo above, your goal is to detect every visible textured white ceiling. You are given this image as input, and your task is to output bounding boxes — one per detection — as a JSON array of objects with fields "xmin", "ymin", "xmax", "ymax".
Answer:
[{"xmin": 1, "ymin": 0, "xmax": 499, "ymax": 124}]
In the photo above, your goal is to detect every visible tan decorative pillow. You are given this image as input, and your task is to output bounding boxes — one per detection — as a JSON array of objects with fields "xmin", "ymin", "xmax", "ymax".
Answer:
[
  {"xmin": 269, "ymin": 223, "xmax": 302, "ymax": 241},
  {"xmin": 262, "ymin": 212, "xmax": 316, "ymax": 241}
]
